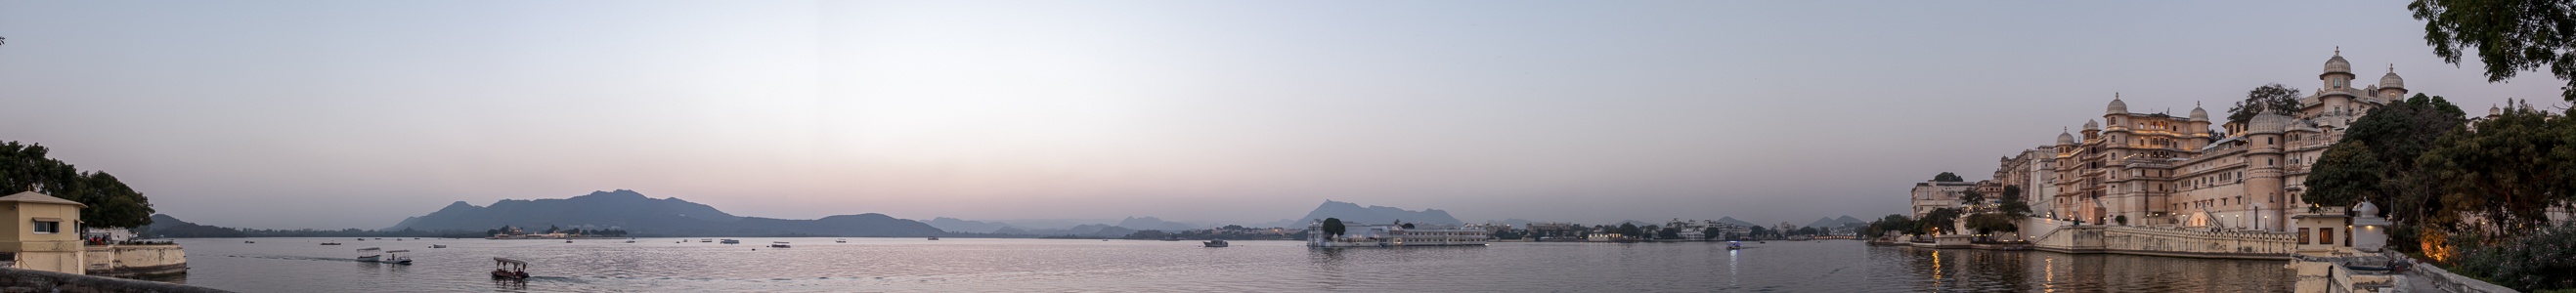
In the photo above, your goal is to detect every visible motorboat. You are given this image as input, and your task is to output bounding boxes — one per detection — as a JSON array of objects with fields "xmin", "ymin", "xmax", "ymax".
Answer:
[
  {"xmin": 699, "ymin": 238, "xmax": 713, "ymax": 242},
  {"xmin": 625, "ymin": 240, "xmax": 635, "ymax": 243},
  {"xmin": 1203, "ymin": 239, "xmax": 1229, "ymax": 247},
  {"xmin": 491, "ymin": 257, "xmax": 531, "ymax": 280},
  {"xmin": 769, "ymin": 241, "xmax": 792, "ymax": 248},
  {"xmin": 1727, "ymin": 241, "xmax": 1743, "ymax": 250},
  {"xmin": 836, "ymin": 238, "xmax": 847, "ymax": 243},
  {"xmin": 928, "ymin": 236, "xmax": 939, "ymax": 240},
  {"xmin": 720, "ymin": 239, "xmax": 740, "ymax": 244},
  {"xmin": 430, "ymin": 244, "xmax": 449, "ymax": 248},
  {"xmin": 356, "ymin": 247, "xmax": 383, "ymax": 262},
  {"xmin": 382, "ymin": 250, "xmax": 414, "ymax": 265},
  {"xmin": 321, "ymin": 242, "xmax": 342, "ymax": 245},
  {"xmin": 243, "ymin": 240, "xmax": 255, "ymax": 243}
]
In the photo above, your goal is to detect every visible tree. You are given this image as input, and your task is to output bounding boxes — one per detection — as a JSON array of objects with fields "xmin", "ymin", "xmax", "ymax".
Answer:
[
  {"xmin": 2416, "ymin": 102, "xmax": 2576, "ymax": 240},
  {"xmin": 1920, "ymin": 208, "xmax": 1963, "ymax": 234},
  {"xmin": 2228, "ymin": 84, "xmax": 2305, "ymax": 125},
  {"xmin": 2115, "ymin": 215, "xmax": 2128, "ymax": 226},
  {"xmin": 1961, "ymin": 188, "xmax": 1987, "ymax": 206},
  {"xmin": 1868, "ymin": 214, "xmax": 1915, "ymax": 237},
  {"xmin": 0, "ymin": 141, "xmax": 156, "ymax": 229},
  {"xmin": 1747, "ymin": 226, "xmax": 1769, "ymax": 239},
  {"xmin": 1616, "ymin": 223, "xmax": 1642, "ymax": 237},
  {"xmin": 1400, "ymin": 223, "xmax": 1415, "ymax": 230},
  {"xmin": 2410, "ymin": 0, "xmax": 2576, "ymax": 102},
  {"xmin": 1998, "ymin": 186, "xmax": 2033, "ymax": 218},
  {"xmin": 1703, "ymin": 227, "xmax": 1725, "ymax": 240},
  {"xmin": 1932, "ymin": 172, "xmax": 1964, "ymax": 182},
  {"xmin": 2302, "ymin": 94, "xmax": 2468, "ymax": 225},
  {"xmin": 1322, "ymin": 218, "xmax": 1345, "ymax": 237},
  {"xmin": 1965, "ymin": 214, "xmax": 2019, "ymax": 235}
]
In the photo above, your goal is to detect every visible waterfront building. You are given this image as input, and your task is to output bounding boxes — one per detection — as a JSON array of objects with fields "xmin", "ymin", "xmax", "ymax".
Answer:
[
  {"xmin": 1304, "ymin": 220, "xmax": 1489, "ymax": 247},
  {"xmin": 0, "ymin": 191, "xmax": 87, "ymax": 273},
  {"xmin": 2041, "ymin": 51, "xmax": 2407, "ymax": 231},
  {"xmin": 1909, "ymin": 181, "xmax": 1977, "ymax": 220}
]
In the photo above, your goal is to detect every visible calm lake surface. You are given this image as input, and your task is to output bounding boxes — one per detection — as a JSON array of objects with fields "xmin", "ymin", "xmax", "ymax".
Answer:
[{"xmin": 164, "ymin": 237, "xmax": 2292, "ymax": 292}]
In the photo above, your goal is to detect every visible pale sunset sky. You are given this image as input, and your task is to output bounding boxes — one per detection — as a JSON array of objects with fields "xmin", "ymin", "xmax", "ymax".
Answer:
[{"xmin": 0, "ymin": 1, "xmax": 2563, "ymax": 230}]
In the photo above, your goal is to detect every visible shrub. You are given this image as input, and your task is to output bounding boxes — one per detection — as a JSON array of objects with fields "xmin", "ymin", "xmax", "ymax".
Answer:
[{"xmin": 2454, "ymin": 222, "xmax": 2576, "ymax": 291}]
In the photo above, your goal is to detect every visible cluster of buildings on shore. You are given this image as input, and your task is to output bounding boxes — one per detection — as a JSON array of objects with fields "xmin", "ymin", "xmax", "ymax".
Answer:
[{"xmin": 1916, "ymin": 50, "xmax": 2429, "ymax": 233}]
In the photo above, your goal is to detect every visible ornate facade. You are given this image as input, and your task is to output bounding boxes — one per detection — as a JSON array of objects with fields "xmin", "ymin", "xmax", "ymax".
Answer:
[{"xmin": 2025, "ymin": 51, "xmax": 2407, "ymax": 231}]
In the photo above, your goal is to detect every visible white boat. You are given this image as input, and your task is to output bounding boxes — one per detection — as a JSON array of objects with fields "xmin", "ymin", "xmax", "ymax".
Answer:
[
  {"xmin": 382, "ymin": 250, "xmax": 414, "ymax": 265},
  {"xmin": 835, "ymin": 238, "xmax": 847, "ymax": 243},
  {"xmin": 768, "ymin": 241, "xmax": 792, "ymax": 248},
  {"xmin": 356, "ymin": 247, "xmax": 383, "ymax": 262},
  {"xmin": 720, "ymin": 239, "xmax": 740, "ymax": 244}
]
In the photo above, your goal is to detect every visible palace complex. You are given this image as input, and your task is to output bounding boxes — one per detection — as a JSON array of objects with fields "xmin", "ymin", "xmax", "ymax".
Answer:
[{"xmin": 1918, "ymin": 51, "xmax": 2415, "ymax": 232}]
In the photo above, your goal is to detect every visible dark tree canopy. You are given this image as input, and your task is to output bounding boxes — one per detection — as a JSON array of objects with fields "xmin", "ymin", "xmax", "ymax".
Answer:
[
  {"xmin": 0, "ymin": 142, "xmax": 156, "ymax": 229},
  {"xmin": 1932, "ymin": 172, "xmax": 1964, "ymax": 182},
  {"xmin": 2416, "ymin": 102, "xmax": 2576, "ymax": 239},
  {"xmin": 1998, "ymin": 185, "xmax": 2033, "ymax": 218},
  {"xmin": 2300, "ymin": 95, "xmax": 2467, "ymax": 225},
  {"xmin": 2229, "ymin": 83, "xmax": 2305, "ymax": 125},
  {"xmin": 1920, "ymin": 208, "xmax": 1962, "ymax": 234},
  {"xmin": 2410, "ymin": 0, "xmax": 2576, "ymax": 102},
  {"xmin": 1322, "ymin": 218, "xmax": 1345, "ymax": 236}
]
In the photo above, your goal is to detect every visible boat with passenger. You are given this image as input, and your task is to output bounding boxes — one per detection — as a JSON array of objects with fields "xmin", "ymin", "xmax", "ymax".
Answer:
[
  {"xmin": 1727, "ymin": 241, "xmax": 1743, "ymax": 250},
  {"xmin": 1203, "ymin": 239, "xmax": 1229, "ymax": 247},
  {"xmin": 491, "ymin": 257, "xmax": 531, "ymax": 280},
  {"xmin": 355, "ymin": 247, "xmax": 383, "ymax": 262},
  {"xmin": 382, "ymin": 250, "xmax": 413, "ymax": 265},
  {"xmin": 430, "ymin": 244, "xmax": 448, "ymax": 248},
  {"xmin": 835, "ymin": 238, "xmax": 847, "ymax": 243},
  {"xmin": 720, "ymin": 239, "xmax": 740, "ymax": 244},
  {"xmin": 769, "ymin": 241, "xmax": 791, "ymax": 248}
]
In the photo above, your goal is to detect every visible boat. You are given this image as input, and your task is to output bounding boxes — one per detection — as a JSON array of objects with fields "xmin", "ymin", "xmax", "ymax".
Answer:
[
  {"xmin": 430, "ymin": 244, "xmax": 449, "ymax": 248},
  {"xmin": 928, "ymin": 236, "xmax": 939, "ymax": 240},
  {"xmin": 769, "ymin": 241, "xmax": 792, "ymax": 248},
  {"xmin": 699, "ymin": 238, "xmax": 713, "ymax": 242},
  {"xmin": 243, "ymin": 240, "xmax": 255, "ymax": 243},
  {"xmin": 624, "ymin": 240, "xmax": 635, "ymax": 243},
  {"xmin": 564, "ymin": 240, "xmax": 572, "ymax": 243},
  {"xmin": 355, "ymin": 247, "xmax": 383, "ymax": 262},
  {"xmin": 321, "ymin": 242, "xmax": 342, "ymax": 245},
  {"xmin": 1727, "ymin": 241, "xmax": 1743, "ymax": 250},
  {"xmin": 720, "ymin": 239, "xmax": 740, "ymax": 244},
  {"xmin": 382, "ymin": 250, "xmax": 414, "ymax": 265},
  {"xmin": 491, "ymin": 257, "xmax": 531, "ymax": 280},
  {"xmin": 1203, "ymin": 239, "xmax": 1229, "ymax": 247},
  {"xmin": 836, "ymin": 238, "xmax": 847, "ymax": 243}
]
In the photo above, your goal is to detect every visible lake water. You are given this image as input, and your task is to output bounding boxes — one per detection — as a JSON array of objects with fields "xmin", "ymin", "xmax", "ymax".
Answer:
[{"xmin": 162, "ymin": 237, "xmax": 2293, "ymax": 292}]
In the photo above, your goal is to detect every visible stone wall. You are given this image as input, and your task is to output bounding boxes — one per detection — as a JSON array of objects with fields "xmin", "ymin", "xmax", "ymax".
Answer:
[
  {"xmin": 2403, "ymin": 263, "xmax": 2517, "ymax": 293},
  {"xmin": 2031, "ymin": 224, "xmax": 2296, "ymax": 260},
  {"xmin": 0, "ymin": 267, "xmax": 225, "ymax": 293},
  {"xmin": 83, "ymin": 244, "xmax": 186, "ymax": 277}
]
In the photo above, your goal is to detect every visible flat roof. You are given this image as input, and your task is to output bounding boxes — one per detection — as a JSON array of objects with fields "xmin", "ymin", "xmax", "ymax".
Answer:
[{"xmin": 0, "ymin": 191, "xmax": 86, "ymax": 208}]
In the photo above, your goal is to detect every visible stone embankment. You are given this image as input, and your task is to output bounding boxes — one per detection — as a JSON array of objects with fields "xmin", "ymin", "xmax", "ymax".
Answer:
[
  {"xmin": 2027, "ymin": 223, "xmax": 2295, "ymax": 260},
  {"xmin": 0, "ymin": 267, "xmax": 226, "ymax": 293},
  {"xmin": 84, "ymin": 244, "xmax": 187, "ymax": 277}
]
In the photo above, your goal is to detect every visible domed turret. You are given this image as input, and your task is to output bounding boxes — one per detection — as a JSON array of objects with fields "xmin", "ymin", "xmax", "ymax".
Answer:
[
  {"xmin": 2057, "ymin": 131, "xmax": 2075, "ymax": 146},
  {"xmin": 2380, "ymin": 65, "xmax": 2405, "ymax": 90},
  {"xmin": 2189, "ymin": 104, "xmax": 2209, "ymax": 122},
  {"xmin": 2106, "ymin": 94, "xmax": 2128, "ymax": 114},
  {"xmin": 2354, "ymin": 201, "xmax": 2380, "ymax": 217},
  {"xmin": 2083, "ymin": 119, "xmax": 2099, "ymax": 131},
  {"xmin": 2325, "ymin": 52, "xmax": 2352, "ymax": 74},
  {"xmin": 2249, "ymin": 112, "xmax": 2292, "ymax": 134}
]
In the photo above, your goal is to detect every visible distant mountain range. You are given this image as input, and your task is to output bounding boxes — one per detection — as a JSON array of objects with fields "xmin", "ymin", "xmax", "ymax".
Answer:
[
  {"xmin": 1807, "ymin": 216, "xmax": 1866, "ymax": 229},
  {"xmin": 384, "ymin": 189, "xmax": 944, "ymax": 237},
  {"xmin": 1253, "ymin": 200, "xmax": 1462, "ymax": 228}
]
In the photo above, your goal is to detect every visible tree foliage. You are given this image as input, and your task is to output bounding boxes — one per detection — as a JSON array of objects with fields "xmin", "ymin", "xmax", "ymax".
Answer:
[
  {"xmin": 2410, "ymin": 0, "xmax": 2576, "ymax": 102},
  {"xmin": 2302, "ymin": 95, "xmax": 2468, "ymax": 225},
  {"xmin": 2416, "ymin": 102, "xmax": 2576, "ymax": 240},
  {"xmin": 1997, "ymin": 185, "xmax": 2033, "ymax": 218},
  {"xmin": 2229, "ymin": 83, "xmax": 2306, "ymax": 125},
  {"xmin": 1932, "ymin": 172, "xmax": 1963, "ymax": 182},
  {"xmin": 1322, "ymin": 218, "xmax": 1345, "ymax": 236},
  {"xmin": 1964, "ymin": 213, "xmax": 2019, "ymax": 235},
  {"xmin": 1920, "ymin": 208, "xmax": 1962, "ymax": 234},
  {"xmin": 0, "ymin": 142, "xmax": 156, "ymax": 229}
]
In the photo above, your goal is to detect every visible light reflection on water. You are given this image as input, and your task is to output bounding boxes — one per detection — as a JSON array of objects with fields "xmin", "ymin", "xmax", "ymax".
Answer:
[{"xmin": 165, "ymin": 237, "xmax": 2291, "ymax": 292}]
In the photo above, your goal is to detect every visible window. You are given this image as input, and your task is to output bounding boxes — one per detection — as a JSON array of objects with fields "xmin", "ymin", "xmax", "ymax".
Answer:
[
  {"xmin": 2321, "ymin": 229, "xmax": 2335, "ymax": 245},
  {"xmin": 2298, "ymin": 228, "xmax": 2311, "ymax": 244},
  {"xmin": 32, "ymin": 221, "xmax": 58, "ymax": 234}
]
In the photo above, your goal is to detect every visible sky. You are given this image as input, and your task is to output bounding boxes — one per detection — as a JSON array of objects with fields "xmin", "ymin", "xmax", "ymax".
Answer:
[{"xmin": 0, "ymin": 1, "xmax": 2564, "ymax": 230}]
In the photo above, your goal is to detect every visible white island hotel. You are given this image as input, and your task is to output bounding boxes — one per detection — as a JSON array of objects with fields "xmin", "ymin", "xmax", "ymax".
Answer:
[{"xmin": 1305, "ymin": 220, "xmax": 1490, "ymax": 247}]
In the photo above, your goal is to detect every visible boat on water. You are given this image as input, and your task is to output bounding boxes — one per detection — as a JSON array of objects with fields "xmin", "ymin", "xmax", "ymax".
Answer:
[
  {"xmin": 1203, "ymin": 239, "xmax": 1229, "ymax": 247},
  {"xmin": 1727, "ymin": 241, "xmax": 1743, "ymax": 250},
  {"xmin": 720, "ymin": 239, "xmax": 740, "ymax": 244},
  {"xmin": 699, "ymin": 238, "xmax": 713, "ymax": 242},
  {"xmin": 382, "ymin": 250, "xmax": 414, "ymax": 265},
  {"xmin": 769, "ymin": 241, "xmax": 792, "ymax": 248},
  {"xmin": 835, "ymin": 238, "xmax": 847, "ymax": 243},
  {"xmin": 928, "ymin": 236, "xmax": 939, "ymax": 240},
  {"xmin": 430, "ymin": 244, "xmax": 448, "ymax": 248},
  {"xmin": 321, "ymin": 242, "xmax": 341, "ymax": 245},
  {"xmin": 491, "ymin": 257, "xmax": 531, "ymax": 280},
  {"xmin": 243, "ymin": 240, "xmax": 255, "ymax": 243},
  {"xmin": 355, "ymin": 247, "xmax": 383, "ymax": 262},
  {"xmin": 624, "ymin": 240, "xmax": 635, "ymax": 243}
]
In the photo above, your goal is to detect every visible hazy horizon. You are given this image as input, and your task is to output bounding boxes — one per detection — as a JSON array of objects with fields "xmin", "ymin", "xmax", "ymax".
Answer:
[{"xmin": 4, "ymin": 1, "xmax": 2566, "ymax": 230}]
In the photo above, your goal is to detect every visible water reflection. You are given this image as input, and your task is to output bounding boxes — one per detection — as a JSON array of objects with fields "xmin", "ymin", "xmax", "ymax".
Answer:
[{"xmin": 1876, "ymin": 246, "xmax": 2292, "ymax": 292}]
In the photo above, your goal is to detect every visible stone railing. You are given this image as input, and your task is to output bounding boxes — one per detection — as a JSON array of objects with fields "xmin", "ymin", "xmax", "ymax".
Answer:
[
  {"xmin": 84, "ymin": 244, "xmax": 187, "ymax": 277},
  {"xmin": 2030, "ymin": 225, "xmax": 2295, "ymax": 259},
  {"xmin": 2405, "ymin": 262, "xmax": 2518, "ymax": 293},
  {"xmin": 0, "ymin": 267, "xmax": 227, "ymax": 293}
]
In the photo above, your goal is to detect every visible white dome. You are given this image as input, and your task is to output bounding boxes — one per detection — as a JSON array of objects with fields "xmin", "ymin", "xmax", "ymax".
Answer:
[
  {"xmin": 2057, "ymin": 132, "xmax": 2075, "ymax": 145},
  {"xmin": 2083, "ymin": 119, "xmax": 2099, "ymax": 131},
  {"xmin": 2354, "ymin": 201, "xmax": 2380, "ymax": 217},
  {"xmin": 2325, "ymin": 54, "xmax": 2352, "ymax": 74},
  {"xmin": 2249, "ymin": 112, "xmax": 2292, "ymax": 134},
  {"xmin": 2107, "ymin": 97, "xmax": 2128, "ymax": 114},
  {"xmin": 2189, "ymin": 105, "xmax": 2209, "ymax": 122},
  {"xmin": 2380, "ymin": 70, "xmax": 2405, "ymax": 89}
]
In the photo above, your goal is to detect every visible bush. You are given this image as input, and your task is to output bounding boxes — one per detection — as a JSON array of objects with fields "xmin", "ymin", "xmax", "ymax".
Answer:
[{"xmin": 2454, "ymin": 222, "xmax": 2576, "ymax": 291}]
